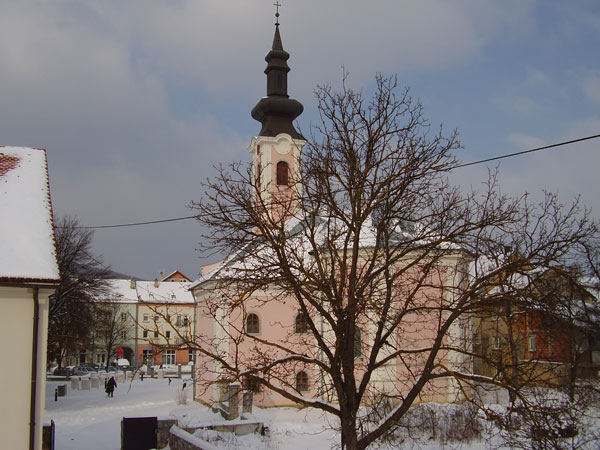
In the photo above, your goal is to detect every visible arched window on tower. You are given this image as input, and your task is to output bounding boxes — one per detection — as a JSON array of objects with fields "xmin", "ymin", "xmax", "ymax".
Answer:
[{"xmin": 276, "ymin": 161, "xmax": 289, "ymax": 186}]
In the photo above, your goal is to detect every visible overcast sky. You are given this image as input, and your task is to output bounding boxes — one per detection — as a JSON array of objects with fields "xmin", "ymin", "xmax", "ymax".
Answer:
[{"xmin": 1, "ymin": 1, "xmax": 599, "ymax": 280}]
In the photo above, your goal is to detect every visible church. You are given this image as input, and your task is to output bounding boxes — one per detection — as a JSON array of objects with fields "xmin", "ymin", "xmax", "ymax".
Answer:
[{"xmin": 189, "ymin": 17, "xmax": 472, "ymax": 409}]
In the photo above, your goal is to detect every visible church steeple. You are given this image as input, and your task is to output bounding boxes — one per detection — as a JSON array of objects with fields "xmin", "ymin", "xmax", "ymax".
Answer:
[{"xmin": 251, "ymin": 12, "xmax": 304, "ymax": 140}]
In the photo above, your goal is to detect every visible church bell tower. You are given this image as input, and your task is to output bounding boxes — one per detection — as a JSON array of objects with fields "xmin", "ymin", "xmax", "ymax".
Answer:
[{"xmin": 248, "ymin": 8, "xmax": 305, "ymax": 223}]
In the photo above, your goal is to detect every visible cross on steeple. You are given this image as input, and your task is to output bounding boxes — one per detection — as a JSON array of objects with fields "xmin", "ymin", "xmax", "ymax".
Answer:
[{"xmin": 274, "ymin": 2, "xmax": 281, "ymax": 25}]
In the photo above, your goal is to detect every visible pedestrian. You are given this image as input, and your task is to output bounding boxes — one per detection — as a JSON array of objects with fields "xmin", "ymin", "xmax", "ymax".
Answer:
[
  {"xmin": 168, "ymin": 377, "xmax": 172, "ymax": 385},
  {"xmin": 182, "ymin": 382, "xmax": 186, "ymax": 391},
  {"xmin": 140, "ymin": 372, "xmax": 144, "ymax": 381},
  {"xmin": 106, "ymin": 376, "xmax": 117, "ymax": 397}
]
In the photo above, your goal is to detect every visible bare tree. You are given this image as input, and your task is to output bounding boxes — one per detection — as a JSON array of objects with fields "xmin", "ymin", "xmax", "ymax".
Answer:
[
  {"xmin": 93, "ymin": 302, "xmax": 133, "ymax": 370},
  {"xmin": 189, "ymin": 74, "xmax": 598, "ymax": 450},
  {"xmin": 48, "ymin": 215, "xmax": 112, "ymax": 367}
]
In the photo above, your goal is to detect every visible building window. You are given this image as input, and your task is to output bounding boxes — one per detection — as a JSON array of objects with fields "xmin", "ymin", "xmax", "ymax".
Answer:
[
  {"xmin": 154, "ymin": 315, "xmax": 160, "ymax": 323},
  {"xmin": 176, "ymin": 315, "xmax": 182, "ymax": 327},
  {"xmin": 492, "ymin": 335, "xmax": 502, "ymax": 350},
  {"xmin": 246, "ymin": 313, "xmax": 260, "ymax": 334},
  {"xmin": 121, "ymin": 312, "xmax": 127, "ymax": 321},
  {"xmin": 166, "ymin": 331, "xmax": 171, "ymax": 339},
  {"xmin": 120, "ymin": 331, "xmax": 127, "ymax": 339},
  {"xmin": 354, "ymin": 326, "xmax": 362, "ymax": 359},
  {"xmin": 529, "ymin": 335, "xmax": 537, "ymax": 352},
  {"xmin": 95, "ymin": 329, "xmax": 102, "ymax": 338},
  {"xmin": 143, "ymin": 330, "xmax": 148, "ymax": 338},
  {"xmin": 244, "ymin": 375, "xmax": 261, "ymax": 393},
  {"xmin": 163, "ymin": 350, "xmax": 176, "ymax": 365},
  {"xmin": 296, "ymin": 371, "xmax": 309, "ymax": 392},
  {"xmin": 142, "ymin": 349, "xmax": 153, "ymax": 364},
  {"xmin": 295, "ymin": 312, "xmax": 309, "ymax": 334},
  {"xmin": 183, "ymin": 315, "xmax": 189, "ymax": 327},
  {"xmin": 276, "ymin": 161, "xmax": 289, "ymax": 186},
  {"xmin": 154, "ymin": 331, "xmax": 159, "ymax": 338},
  {"xmin": 143, "ymin": 314, "xmax": 149, "ymax": 322},
  {"xmin": 188, "ymin": 349, "xmax": 194, "ymax": 363}
]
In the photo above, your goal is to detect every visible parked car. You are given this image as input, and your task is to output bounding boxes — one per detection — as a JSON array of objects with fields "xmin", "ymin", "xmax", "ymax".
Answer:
[
  {"xmin": 52, "ymin": 367, "xmax": 72, "ymax": 376},
  {"xmin": 72, "ymin": 366, "xmax": 92, "ymax": 376}
]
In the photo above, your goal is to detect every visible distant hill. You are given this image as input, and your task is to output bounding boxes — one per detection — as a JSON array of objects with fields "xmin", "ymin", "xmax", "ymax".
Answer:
[{"xmin": 103, "ymin": 269, "xmax": 143, "ymax": 280}]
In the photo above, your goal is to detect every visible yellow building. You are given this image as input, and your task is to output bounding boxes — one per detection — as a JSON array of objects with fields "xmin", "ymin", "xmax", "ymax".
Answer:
[{"xmin": 0, "ymin": 147, "xmax": 60, "ymax": 450}]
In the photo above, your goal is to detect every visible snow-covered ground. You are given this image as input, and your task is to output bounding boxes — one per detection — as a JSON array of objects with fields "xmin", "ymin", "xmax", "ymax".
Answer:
[
  {"xmin": 44, "ymin": 376, "xmax": 600, "ymax": 450},
  {"xmin": 44, "ymin": 377, "xmax": 342, "ymax": 450},
  {"xmin": 43, "ymin": 377, "xmax": 512, "ymax": 449}
]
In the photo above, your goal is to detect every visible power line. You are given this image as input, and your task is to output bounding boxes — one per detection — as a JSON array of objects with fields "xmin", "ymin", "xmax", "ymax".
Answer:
[
  {"xmin": 60, "ymin": 133, "xmax": 600, "ymax": 230},
  {"xmin": 453, "ymin": 134, "xmax": 600, "ymax": 169},
  {"xmin": 68, "ymin": 215, "xmax": 200, "ymax": 230}
]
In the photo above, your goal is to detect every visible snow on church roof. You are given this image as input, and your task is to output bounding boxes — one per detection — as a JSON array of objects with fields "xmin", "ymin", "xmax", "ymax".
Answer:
[
  {"xmin": 190, "ymin": 212, "xmax": 463, "ymax": 289},
  {"xmin": 0, "ymin": 146, "xmax": 60, "ymax": 282}
]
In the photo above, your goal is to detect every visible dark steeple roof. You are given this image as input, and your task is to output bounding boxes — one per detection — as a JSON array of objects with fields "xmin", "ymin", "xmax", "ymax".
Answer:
[{"xmin": 251, "ymin": 21, "xmax": 304, "ymax": 140}]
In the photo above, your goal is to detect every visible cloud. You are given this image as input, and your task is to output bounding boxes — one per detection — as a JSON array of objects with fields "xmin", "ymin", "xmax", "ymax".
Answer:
[
  {"xmin": 526, "ymin": 67, "xmax": 553, "ymax": 88},
  {"xmin": 583, "ymin": 72, "xmax": 600, "ymax": 103},
  {"xmin": 507, "ymin": 133, "xmax": 546, "ymax": 150},
  {"xmin": 498, "ymin": 118, "xmax": 600, "ymax": 215},
  {"xmin": 496, "ymin": 95, "xmax": 541, "ymax": 116}
]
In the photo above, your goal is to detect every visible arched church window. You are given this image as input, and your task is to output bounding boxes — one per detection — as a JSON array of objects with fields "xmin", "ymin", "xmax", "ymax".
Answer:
[
  {"xmin": 246, "ymin": 313, "xmax": 260, "ymax": 334},
  {"xmin": 296, "ymin": 371, "xmax": 309, "ymax": 392},
  {"xmin": 276, "ymin": 161, "xmax": 289, "ymax": 186},
  {"xmin": 354, "ymin": 326, "xmax": 362, "ymax": 359}
]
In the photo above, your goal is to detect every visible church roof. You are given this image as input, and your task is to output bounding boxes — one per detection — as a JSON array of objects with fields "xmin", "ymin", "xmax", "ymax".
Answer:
[
  {"xmin": 0, "ymin": 146, "xmax": 60, "ymax": 282},
  {"xmin": 190, "ymin": 212, "xmax": 462, "ymax": 289}
]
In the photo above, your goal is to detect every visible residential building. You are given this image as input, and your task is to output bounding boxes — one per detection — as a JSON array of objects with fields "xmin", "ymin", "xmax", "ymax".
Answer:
[
  {"xmin": 161, "ymin": 270, "xmax": 192, "ymax": 283},
  {"xmin": 0, "ymin": 146, "xmax": 60, "ymax": 450},
  {"xmin": 472, "ymin": 267, "xmax": 600, "ymax": 387},
  {"xmin": 136, "ymin": 279, "xmax": 195, "ymax": 367},
  {"xmin": 87, "ymin": 279, "xmax": 139, "ymax": 367}
]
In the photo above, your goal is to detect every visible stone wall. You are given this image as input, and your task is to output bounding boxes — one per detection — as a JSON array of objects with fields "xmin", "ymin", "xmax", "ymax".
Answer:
[
  {"xmin": 156, "ymin": 419, "xmax": 178, "ymax": 449},
  {"xmin": 167, "ymin": 425, "xmax": 220, "ymax": 450}
]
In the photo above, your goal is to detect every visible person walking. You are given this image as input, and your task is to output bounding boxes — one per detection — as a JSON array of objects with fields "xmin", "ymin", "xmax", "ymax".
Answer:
[{"xmin": 106, "ymin": 376, "xmax": 117, "ymax": 397}]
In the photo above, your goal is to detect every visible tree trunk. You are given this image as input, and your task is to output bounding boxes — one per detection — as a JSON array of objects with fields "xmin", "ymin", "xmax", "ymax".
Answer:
[{"xmin": 340, "ymin": 415, "xmax": 358, "ymax": 450}]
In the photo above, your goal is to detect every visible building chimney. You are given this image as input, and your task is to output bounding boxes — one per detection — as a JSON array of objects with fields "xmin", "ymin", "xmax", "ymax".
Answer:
[
  {"xmin": 129, "ymin": 279, "xmax": 135, "ymax": 289},
  {"xmin": 154, "ymin": 278, "xmax": 159, "ymax": 288},
  {"xmin": 159, "ymin": 271, "xmax": 164, "ymax": 280}
]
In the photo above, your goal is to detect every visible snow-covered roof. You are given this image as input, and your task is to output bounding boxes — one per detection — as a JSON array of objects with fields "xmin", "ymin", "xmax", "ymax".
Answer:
[
  {"xmin": 161, "ymin": 269, "xmax": 192, "ymax": 282},
  {"xmin": 190, "ymin": 212, "xmax": 462, "ymax": 289},
  {"xmin": 101, "ymin": 279, "xmax": 139, "ymax": 303},
  {"xmin": 136, "ymin": 280, "xmax": 194, "ymax": 304},
  {"xmin": 0, "ymin": 146, "xmax": 60, "ymax": 282}
]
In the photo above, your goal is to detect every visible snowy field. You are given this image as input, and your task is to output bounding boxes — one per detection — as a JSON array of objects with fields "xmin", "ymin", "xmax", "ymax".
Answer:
[{"xmin": 44, "ymin": 377, "xmax": 500, "ymax": 449}]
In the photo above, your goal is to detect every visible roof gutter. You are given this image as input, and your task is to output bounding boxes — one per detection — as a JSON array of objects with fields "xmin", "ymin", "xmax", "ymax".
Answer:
[{"xmin": 29, "ymin": 286, "xmax": 40, "ymax": 450}]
